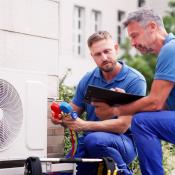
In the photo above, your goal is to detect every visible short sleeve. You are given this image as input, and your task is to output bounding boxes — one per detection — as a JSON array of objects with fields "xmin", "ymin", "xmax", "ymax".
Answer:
[{"xmin": 155, "ymin": 42, "xmax": 175, "ymax": 83}]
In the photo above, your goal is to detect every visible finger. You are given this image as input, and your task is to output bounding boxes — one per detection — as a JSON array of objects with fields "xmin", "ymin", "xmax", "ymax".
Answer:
[
  {"xmin": 62, "ymin": 118, "xmax": 73, "ymax": 124},
  {"xmin": 51, "ymin": 111, "xmax": 62, "ymax": 120},
  {"xmin": 114, "ymin": 88, "xmax": 125, "ymax": 93},
  {"xmin": 52, "ymin": 119, "xmax": 62, "ymax": 125},
  {"xmin": 110, "ymin": 88, "xmax": 115, "ymax": 91},
  {"xmin": 58, "ymin": 114, "xmax": 62, "ymax": 119}
]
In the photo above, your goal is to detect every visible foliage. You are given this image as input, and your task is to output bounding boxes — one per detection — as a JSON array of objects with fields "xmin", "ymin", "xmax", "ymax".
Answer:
[
  {"xmin": 59, "ymin": 83, "xmax": 75, "ymax": 155},
  {"xmin": 129, "ymin": 158, "xmax": 141, "ymax": 175},
  {"xmin": 57, "ymin": 68, "xmax": 75, "ymax": 154},
  {"xmin": 59, "ymin": 83, "xmax": 75, "ymax": 103},
  {"xmin": 59, "ymin": 68, "xmax": 72, "ymax": 87},
  {"xmin": 162, "ymin": 141, "xmax": 175, "ymax": 174},
  {"xmin": 163, "ymin": 0, "xmax": 175, "ymax": 34},
  {"xmin": 64, "ymin": 127, "xmax": 73, "ymax": 155}
]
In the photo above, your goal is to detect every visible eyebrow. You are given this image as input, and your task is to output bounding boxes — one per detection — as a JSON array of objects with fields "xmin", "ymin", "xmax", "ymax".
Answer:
[{"xmin": 93, "ymin": 49, "xmax": 112, "ymax": 56}]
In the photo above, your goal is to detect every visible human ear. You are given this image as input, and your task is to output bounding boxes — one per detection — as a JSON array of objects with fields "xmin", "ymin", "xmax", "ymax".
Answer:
[
  {"xmin": 148, "ymin": 22, "xmax": 157, "ymax": 31},
  {"xmin": 114, "ymin": 43, "xmax": 120, "ymax": 52}
]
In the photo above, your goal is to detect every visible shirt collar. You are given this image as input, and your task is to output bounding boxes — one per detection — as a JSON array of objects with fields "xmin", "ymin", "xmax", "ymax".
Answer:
[{"xmin": 164, "ymin": 33, "xmax": 175, "ymax": 45}]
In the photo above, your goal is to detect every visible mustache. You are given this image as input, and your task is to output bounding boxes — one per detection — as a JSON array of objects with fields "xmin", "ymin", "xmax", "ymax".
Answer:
[
  {"xmin": 136, "ymin": 44, "xmax": 146, "ymax": 50},
  {"xmin": 135, "ymin": 44, "xmax": 153, "ymax": 53},
  {"xmin": 101, "ymin": 61, "xmax": 111, "ymax": 66}
]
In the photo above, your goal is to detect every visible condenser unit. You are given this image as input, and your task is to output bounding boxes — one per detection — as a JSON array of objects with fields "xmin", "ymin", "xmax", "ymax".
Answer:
[{"xmin": 0, "ymin": 68, "xmax": 47, "ymax": 161}]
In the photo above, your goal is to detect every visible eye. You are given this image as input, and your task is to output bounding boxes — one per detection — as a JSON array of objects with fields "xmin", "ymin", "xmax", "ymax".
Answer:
[
  {"xmin": 94, "ymin": 52, "xmax": 101, "ymax": 57},
  {"xmin": 130, "ymin": 33, "xmax": 138, "ymax": 39},
  {"xmin": 103, "ymin": 49, "xmax": 112, "ymax": 54}
]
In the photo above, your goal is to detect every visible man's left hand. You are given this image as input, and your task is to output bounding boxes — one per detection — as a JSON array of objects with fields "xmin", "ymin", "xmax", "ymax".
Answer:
[{"xmin": 92, "ymin": 101, "xmax": 119, "ymax": 119}]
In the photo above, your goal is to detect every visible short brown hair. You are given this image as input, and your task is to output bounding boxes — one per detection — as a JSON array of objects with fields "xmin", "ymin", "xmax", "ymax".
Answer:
[{"xmin": 87, "ymin": 31, "xmax": 112, "ymax": 48}]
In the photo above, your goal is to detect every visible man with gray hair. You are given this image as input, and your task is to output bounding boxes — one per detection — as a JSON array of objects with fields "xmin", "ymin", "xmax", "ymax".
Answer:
[{"xmin": 93, "ymin": 9, "xmax": 175, "ymax": 175}]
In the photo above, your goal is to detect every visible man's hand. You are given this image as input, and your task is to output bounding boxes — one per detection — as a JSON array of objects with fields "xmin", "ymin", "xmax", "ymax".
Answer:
[
  {"xmin": 50, "ymin": 111, "xmax": 68, "ymax": 128},
  {"xmin": 92, "ymin": 87, "xmax": 124, "ymax": 119},
  {"xmin": 111, "ymin": 87, "xmax": 126, "ymax": 93},
  {"xmin": 62, "ymin": 117, "xmax": 86, "ymax": 132},
  {"xmin": 92, "ymin": 102, "xmax": 119, "ymax": 119}
]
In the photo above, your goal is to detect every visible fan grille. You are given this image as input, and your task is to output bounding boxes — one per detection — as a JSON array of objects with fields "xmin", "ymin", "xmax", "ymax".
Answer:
[{"xmin": 0, "ymin": 79, "xmax": 23, "ymax": 150}]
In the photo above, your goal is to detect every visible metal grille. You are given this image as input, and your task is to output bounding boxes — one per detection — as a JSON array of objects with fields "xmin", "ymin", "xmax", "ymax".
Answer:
[{"xmin": 0, "ymin": 79, "xmax": 23, "ymax": 150}]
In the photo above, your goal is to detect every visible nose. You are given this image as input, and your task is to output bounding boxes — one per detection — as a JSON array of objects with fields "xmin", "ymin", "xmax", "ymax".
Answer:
[
  {"xmin": 131, "ymin": 38, "xmax": 137, "ymax": 47},
  {"xmin": 131, "ymin": 39, "xmax": 136, "ymax": 47},
  {"xmin": 101, "ymin": 52, "xmax": 108, "ymax": 61}
]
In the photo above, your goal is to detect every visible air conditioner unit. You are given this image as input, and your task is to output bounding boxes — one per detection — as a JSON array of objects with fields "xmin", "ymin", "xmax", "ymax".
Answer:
[{"xmin": 0, "ymin": 68, "xmax": 47, "ymax": 161}]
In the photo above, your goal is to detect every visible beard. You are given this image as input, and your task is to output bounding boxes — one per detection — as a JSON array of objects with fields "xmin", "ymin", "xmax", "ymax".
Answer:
[
  {"xmin": 99, "ymin": 61, "xmax": 116, "ymax": 72},
  {"xmin": 136, "ymin": 44, "xmax": 154, "ymax": 54}
]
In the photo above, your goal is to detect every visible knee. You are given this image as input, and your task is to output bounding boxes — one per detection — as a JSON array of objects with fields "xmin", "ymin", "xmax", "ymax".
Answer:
[
  {"xmin": 84, "ymin": 132, "xmax": 103, "ymax": 151},
  {"xmin": 131, "ymin": 112, "xmax": 148, "ymax": 134}
]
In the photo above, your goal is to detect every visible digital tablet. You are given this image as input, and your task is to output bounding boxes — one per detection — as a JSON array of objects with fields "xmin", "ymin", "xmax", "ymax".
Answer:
[{"xmin": 84, "ymin": 85, "xmax": 144, "ymax": 106}]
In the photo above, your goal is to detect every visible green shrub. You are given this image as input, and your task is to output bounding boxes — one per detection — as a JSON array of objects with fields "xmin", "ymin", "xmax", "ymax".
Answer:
[{"xmin": 58, "ymin": 83, "xmax": 75, "ymax": 155}]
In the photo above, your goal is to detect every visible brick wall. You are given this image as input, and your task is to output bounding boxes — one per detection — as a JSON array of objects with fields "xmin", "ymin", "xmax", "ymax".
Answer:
[{"xmin": 47, "ymin": 101, "xmax": 64, "ymax": 158}]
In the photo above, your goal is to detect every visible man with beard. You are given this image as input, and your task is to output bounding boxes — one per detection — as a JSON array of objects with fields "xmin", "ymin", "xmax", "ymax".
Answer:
[
  {"xmin": 51, "ymin": 31, "xmax": 146, "ymax": 175},
  {"xmin": 93, "ymin": 10, "xmax": 175, "ymax": 175}
]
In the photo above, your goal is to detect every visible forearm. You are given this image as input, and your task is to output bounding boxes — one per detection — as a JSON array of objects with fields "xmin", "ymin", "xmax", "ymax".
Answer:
[
  {"xmin": 81, "ymin": 118, "xmax": 131, "ymax": 134},
  {"xmin": 117, "ymin": 96, "xmax": 163, "ymax": 116},
  {"xmin": 118, "ymin": 79, "xmax": 175, "ymax": 115}
]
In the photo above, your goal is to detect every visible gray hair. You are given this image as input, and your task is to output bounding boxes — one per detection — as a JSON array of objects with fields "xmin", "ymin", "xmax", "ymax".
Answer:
[
  {"xmin": 87, "ymin": 31, "xmax": 112, "ymax": 48},
  {"xmin": 123, "ymin": 9, "xmax": 164, "ymax": 28}
]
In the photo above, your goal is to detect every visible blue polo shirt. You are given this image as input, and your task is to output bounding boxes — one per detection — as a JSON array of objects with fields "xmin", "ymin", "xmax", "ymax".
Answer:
[
  {"xmin": 154, "ymin": 33, "xmax": 175, "ymax": 110},
  {"xmin": 72, "ymin": 61, "xmax": 146, "ymax": 121}
]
